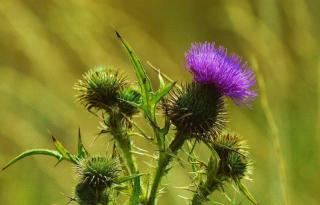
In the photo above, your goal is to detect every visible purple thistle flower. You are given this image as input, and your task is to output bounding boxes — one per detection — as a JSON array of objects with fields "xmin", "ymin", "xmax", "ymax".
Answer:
[{"xmin": 185, "ymin": 42, "xmax": 256, "ymax": 104}]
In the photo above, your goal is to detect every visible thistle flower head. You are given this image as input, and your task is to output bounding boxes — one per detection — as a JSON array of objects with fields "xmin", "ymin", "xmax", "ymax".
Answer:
[
  {"xmin": 163, "ymin": 82, "xmax": 226, "ymax": 139},
  {"xmin": 185, "ymin": 42, "xmax": 256, "ymax": 104},
  {"xmin": 212, "ymin": 133, "xmax": 252, "ymax": 181},
  {"xmin": 118, "ymin": 88, "xmax": 141, "ymax": 117},
  {"xmin": 76, "ymin": 155, "xmax": 120, "ymax": 190},
  {"xmin": 74, "ymin": 66, "xmax": 126, "ymax": 111}
]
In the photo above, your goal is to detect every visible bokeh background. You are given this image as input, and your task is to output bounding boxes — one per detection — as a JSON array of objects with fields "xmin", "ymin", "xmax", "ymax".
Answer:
[{"xmin": 0, "ymin": 0, "xmax": 319, "ymax": 204}]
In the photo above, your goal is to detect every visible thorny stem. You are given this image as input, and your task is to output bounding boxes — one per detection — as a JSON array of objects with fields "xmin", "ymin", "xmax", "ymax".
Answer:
[
  {"xmin": 191, "ymin": 152, "xmax": 221, "ymax": 205},
  {"xmin": 108, "ymin": 111, "xmax": 144, "ymax": 198},
  {"xmin": 191, "ymin": 180, "xmax": 219, "ymax": 205},
  {"xmin": 147, "ymin": 131, "xmax": 186, "ymax": 205}
]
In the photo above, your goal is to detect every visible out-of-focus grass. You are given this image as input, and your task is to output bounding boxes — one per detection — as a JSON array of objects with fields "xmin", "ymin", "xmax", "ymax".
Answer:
[{"xmin": 0, "ymin": 0, "xmax": 319, "ymax": 204}]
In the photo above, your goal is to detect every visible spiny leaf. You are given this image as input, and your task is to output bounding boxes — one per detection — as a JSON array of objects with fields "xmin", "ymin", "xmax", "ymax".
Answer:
[
  {"xmin": 116, "ymin": 31, "xmax": 152, "ymax": 105},
  {"xmin": 114, "ymin": 173, "xmax": 144, "ymax": 184},
  {"xmin": 152, "ymin": 81, "xmax": 176, "ymax": 104},
  {"xmin": 2, "ymin": 149, "xmax": 62, "ymax": 170},
  {"xmin": 237, "ymin": 180, "xmax": 258, "ymax": 205},
  {"xmin": 52, "ymin": 136, "xmax": 78, "ymax": 164},
  {"xmin": 158, "ymin": 69, "xmax": 165, "ymax": 88},
  {"xmin": 207, "ymin": 156, "xmax": 220, "ymax": 181},
  {"xmin": 118, "ymin": 97, "xmax": 143, "ymax": 110},
  {"xmin": 77, "ymin": 128, "xmax": 89, "ymax": 159}
]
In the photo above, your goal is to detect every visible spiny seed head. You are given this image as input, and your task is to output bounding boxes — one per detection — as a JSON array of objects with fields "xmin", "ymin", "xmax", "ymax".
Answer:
[
  {"xmin": 118, "ymin": 88, "xmax": 141, "ymax": 117},
  {"xmin": 74, "ymin": 66, "xmax": 126, "ymax": 111},
  {"xmin": 162, "ymin": 82, "xmax": 226, "ymax": 139},
  {"xmin": 212, "ymin": 133, "xmax": 252, "ymax": 181},
  {"xmin": 76, "ymin": 155, "xmax": 120, "ymax": 190}
]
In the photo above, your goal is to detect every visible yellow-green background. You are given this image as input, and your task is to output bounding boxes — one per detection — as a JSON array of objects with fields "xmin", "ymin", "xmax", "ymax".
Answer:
[{"xmin": 0, "ymin": 0, "xmax": 318, "ymax": 204}]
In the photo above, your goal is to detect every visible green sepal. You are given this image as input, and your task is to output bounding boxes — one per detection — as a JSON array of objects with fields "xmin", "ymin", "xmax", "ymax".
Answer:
[
  {"xmin": 236, "ymin": 180, "xmax": 258, "ymax": 205},
  {"xmin": 77, "ymin": 128, "xmax": 89, "ymax": 160},
  {"xmin": 2, "ymin": 149, "xmax": 62, "ymax": 170},
  {"xmin": 52, "ymin": 136, "xmax": 78, "ymax": 164}
]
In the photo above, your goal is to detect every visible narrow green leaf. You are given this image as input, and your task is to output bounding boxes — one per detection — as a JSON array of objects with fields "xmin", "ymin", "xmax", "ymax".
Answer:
[
  {"xmin": 114, "ymin": 173, "xmax": 144, "ymax": 184},
  {"xmin": 118, "ymin": 98, "xmax": 143, "ymax": 110},
  {"xmin": 77, "ymin": 128, "xmax": 89, "ymax": 159},
  {"xmin": 2, "ymin": 149, "xmax": 62, "ymax": 170},
  {"xmin": 52, "ymin": 136, "xmax": 78, "ymax": 164},
  {"xmin": 158, "ymin": 70, "xmax": 165, "ymax": 88},
  {"xmin": 116, "ymin": 31, "xmax": 152, "ymax": 104},
  {"xmin": 237, "ymin": 181, "xmax": 258, "ymax": 205},
  {"xmin": 152, "ymin": 81, "xmax": 176, "ymax": 104},
  {"xmin": 129, "ymin": 176, "xmax": 141, "ymax": 205},
  {"xmin": 207, "ymin": 156, "xmax": 220, "ymax": 181}
]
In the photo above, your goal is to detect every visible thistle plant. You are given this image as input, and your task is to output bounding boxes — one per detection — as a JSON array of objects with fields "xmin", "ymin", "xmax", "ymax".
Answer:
[{"xmin": 2, "ymin": 32, "xmax": 258, "ymax": 205}]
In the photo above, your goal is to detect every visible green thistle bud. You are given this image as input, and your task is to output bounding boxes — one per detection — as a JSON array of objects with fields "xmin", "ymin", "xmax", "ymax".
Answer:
[
  {"xmin": 118, "ymin": 88, "xmax": 141, "ymax": 117},
  {"xmin": 74, "ymin": 66, "xmax": 126, "ymax": 111},
  {"xmin": 212, "ymin": 133, "xmax": 252, "ymax": 181},
  {"xmin": 162, "ymin": 82, "xmax": 226, "ymax": 139},
  {"xmin": 76, "ymin": 155, "xmax": 120, "ymax": 190}
]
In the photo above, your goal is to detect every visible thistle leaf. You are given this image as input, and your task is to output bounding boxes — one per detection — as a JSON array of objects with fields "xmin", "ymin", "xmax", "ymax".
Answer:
[
  {"xmin": 118, "ymin": 97, "xmax": 142, "ymax": 110},
  {"xmin": 114, "ymin": 173, "xmax": 144, "ymax": 184},
  {"xmin": 207, "ymin": 156, "xmax": 220, "ymax": 181},
  {"xmin": 152, "ymin": 82, "xmax": 176, "ymax": 104},
  {"xmin": 116, "ymin": 31, "xmax": 152, "ymax": 105},
  {"xmin": 2, "ymin": 149, "xmax": 62, "ymax": 170},
  {"xmin": 237, "ymin": 180, "xmax": 258, "ymax": 205},
  {"xmin": 77, "ymin": 128, "xmax": 89, "ymax": 159},
  {"xmin": 158, "ymin": 70, "xmax": 165, "ymax": 88},
  {"xmin": 52, "ymin": 136, "xmax": 78, "ymax": 164}
]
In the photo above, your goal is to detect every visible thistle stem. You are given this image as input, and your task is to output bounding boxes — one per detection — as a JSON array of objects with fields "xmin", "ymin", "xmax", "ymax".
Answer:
[
  {"xmin": 108, "ymin": 112, "xmax": 144, "ymax": 198},
  {"xmin": 147, "ymin": 132, "xmax": 186, "ymax": 205},
  {"xmin": 113, "ymin": 132, "xmax": 137, "ymax": 174},
  {"xmin": 191, "ymin": 173, "xmax": 220, "ymax": 204}
]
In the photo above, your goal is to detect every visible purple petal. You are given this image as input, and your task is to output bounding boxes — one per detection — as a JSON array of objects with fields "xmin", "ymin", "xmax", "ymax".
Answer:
[{"xmin": 185, "ymin": 42, "xmax": 257, "ymax": 105}]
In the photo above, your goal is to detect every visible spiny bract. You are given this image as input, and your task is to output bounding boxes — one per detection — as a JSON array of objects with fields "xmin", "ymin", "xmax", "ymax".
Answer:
[
  {"xmin": 212, "ymin": 133, "xmax": 252, "ymax": 181},
  {"xmin": 76, "ymin": 155, "xmax": 120, "ymax": 189},
  {"xmin": 74, "ymin": 66, "xmax": 126, "ymax": 111},
  {"xmin": 163, "ymin": 82, "xmax": 226, "ymax": 139}
]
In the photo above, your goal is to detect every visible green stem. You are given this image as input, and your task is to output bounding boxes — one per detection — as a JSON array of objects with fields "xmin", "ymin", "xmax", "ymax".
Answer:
[
  {"xmin": 108, "ymin": 112, "xmax": 144, "ymax": 201},
  {"xmin": 114, "ymin": 133, "xmax": 137, "ymax": 174},
  {"xmin": 147, "ymin": 132, "xmax": 186, "ymax": 205},
  {"xmin": 191, "ymin": 175, "xmax": 220, "ymax": 204}
]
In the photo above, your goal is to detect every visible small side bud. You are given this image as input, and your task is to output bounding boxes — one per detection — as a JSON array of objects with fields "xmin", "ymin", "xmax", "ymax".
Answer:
[
  {"xmin": 118, "ymin": 88, "xmax": 141, "ymax": 117},
  {"xmin": 76, "ymin": 155, "xmax": 120, "ymax": 190},
  {"xmin": 211, "ymin": 133, "xmax": 252, "ymax": 181}
]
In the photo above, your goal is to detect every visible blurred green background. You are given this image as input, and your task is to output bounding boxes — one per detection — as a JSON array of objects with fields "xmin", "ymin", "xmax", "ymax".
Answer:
[{"xmin": 0, "ymin": 0, "xmax": 319, "ymax": 204}]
